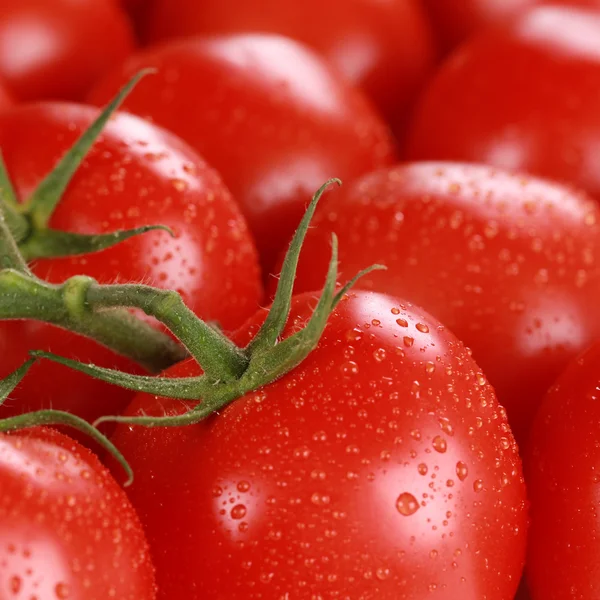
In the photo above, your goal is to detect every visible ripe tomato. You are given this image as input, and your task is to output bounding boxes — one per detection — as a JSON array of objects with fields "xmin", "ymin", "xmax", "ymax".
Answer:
[
  {"xmin": 421, "ymin": 0, "xmax": 600, "ymax": 54},
  {"xmin": 139, "ymin": 0, "xmax": 436, "ymax": 136},
  {"xmin": 279, "ymin": 163, "xmax": 600, "ymax": 444},
  {"xmin": 0, "ymin": 427, "xmax": 155, "ymax": 599},
  {"xmin": 406, "ymin": 6, "xmax": 600, "ymax": 201},
  {"xmin": 87, "ymin": 34, "xmax": 398, "ymax": 272},
  {"xmin": 0, "ymin": 102, "xmax": 262, "ymax": 424},
  {"xmin": 110, "ymin": 291, "xmax": 527, "ymax": 599},
  {"xmin": 0, "ymin": 80, "xmax": 12, "ymax": 111},
  {"xmin": 526, "ymin": 339, "xmax": 600, "ymax": 598},
  {"xmin": 0, "ymin": 0, "xmax": 135, "ymax": 101}
]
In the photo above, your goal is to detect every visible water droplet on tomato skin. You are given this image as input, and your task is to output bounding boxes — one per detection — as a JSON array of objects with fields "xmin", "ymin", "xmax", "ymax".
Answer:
[
  {"xmin": 432, "ymin": 436, "xmax": 447, "ymax": 453},
  {"xmin": 373, "ymin": 348, "xmax": 387, "ymax": 362},
  {"xmin": 231, "ymin": 504, "xmax": 247, "ymax": 520},
  {"xmin": 9, "ymin": 575, "xmax": 21, "ymax": 593},
  {"xmin": 237, "ymin": 481, "xmax": 251, "ymax": 493},
  {"xmin": 456, "ymin": 462, "xmax": 469, "ymax": 481},
  {"xmin": 340, "ymin": 361, "xmax": 359, "ymax": 375},
  {"xmin": 55, "ymin": 582, "xmax": 70, "ymax": 598},
  {"xmin": 396, "ymin": 493, "xmax": 419, "ymax": 516},
  {"xmin": 473, "ymin": 480, "xmax": 484, "ymax": 493}
]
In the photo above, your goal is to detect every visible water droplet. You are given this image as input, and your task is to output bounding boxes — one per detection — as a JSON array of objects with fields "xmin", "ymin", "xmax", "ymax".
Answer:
[
  {"xmin": 376, "ymin": 567, "xmax": 390, "ymax": 580},
  {"xmin": 345, "ymin": 328, "xmax": 363, "ymax": 342},
  {"xmin": 391, "ymin": 307, "xmax": 400, "ymax": 315},
  {"xmin": 438, "ymin": 417, "xmax": 454, "ymax": 436},
  {"xmin": 9, "ymin": 575, "xmax": 21, "ymax": 593},
  {"xmin": 456, "ymin": 462, "xmax": 469, "ymax": 481},
  {"xmin": 473, "ymin": 480, "xmax": 484, "ymax": 493},
  {"xmin": 55, "ymin": 582, "xmax": 70, "ymax": 599},
  {"xmin": 396, "ymin": 318, "xmax": 408, "ymax": 327},
  {"xmin": 231, "ymin": 504, "xmax": 247, "ymax": 520},
  {"xmin": 237, "ymin": 481, "xmax": 251, "ymax": 493},
  {"xmin": 416, "ymin": 323, "xmax": 429, "ymax": 334},
  {"xmin": 418, "ymin": 463, "xmax": 428, "ymax": 476},
  {"xmin": 340, "ymin": 361, "xmax": 359, "ymax": 375},
  {"xmin": 425, "ymin": 361, "xmax": 436, "ymax": 374},
  {"xmin": 432, "ymin": 436, "xmax": 447, "ymax": 453},
  {"xmin": 396, "ymin": 492, "xmax": 419, "ymax": 516},
  {"xmin": 373, "ymin": 348, "xmax": 387, "ymax": 362},
  {"xmin": 403, "ymin": 336, "xmax": 414, "ymax": 347},
  {"xmin": 212, "ymin": 486, "xmax": 223, "ymax": 497},
  {"xmin": 171, "ymin": 178, "xmax": 188, "ymax": 192},
  {"xmin": 372, "ymin": 319, "xmax": 381, "ymax": 326}
]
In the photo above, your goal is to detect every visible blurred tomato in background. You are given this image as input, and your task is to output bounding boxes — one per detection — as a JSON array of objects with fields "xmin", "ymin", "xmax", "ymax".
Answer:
[
  {"xmin": 406, "ymin": 5, "xmax": 600, "ymax": 202},
  {"xmin": 136, "ymin": 0, "xmax": 436, "ymax": 141},
  {"xmin": 421, "ymin": 0, "xmax": 600, "ymax": 54},
  {"xmin": 0, "ymin": 0, "xmax": 134, "ymax": 101}
]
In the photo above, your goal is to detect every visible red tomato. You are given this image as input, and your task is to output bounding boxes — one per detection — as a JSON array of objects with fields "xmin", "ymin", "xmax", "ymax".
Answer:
[
  {"xmin": 0, "ymin": 427, "xmax": 155, "ymax": 599},
  {"xmin": 278, "ymin": 163, "xmax": 600, "ymax": 443},
  {"xmin": 0, "ymin": 103, "xmax": 262, "ymax": 423},
  {"xmin": 526, "ymin": 339, "xmax": 600, "ymax": 598},
  {"xmin": 0, "ymin": 0, "xmax": 135, "ymax": 102},
  {"xmin": 110, "ymin": 291, "xmax": 528, "ymax": 599},
  {"xmin": 0, "ymin": 79, "xmax": 12, "ymax": 112},
  {"xmin": 406, "ymin": 6, "xmax": 600, "ymax": 201},
  {"xmin": 421, "ymin": 0, "xmax": 600, "ymax": 54},
  {"xmin": 140, "ymin": 0, "xmax": 436, "ymax": 136},
  {"xmin": 87, "ymin": 34, "xmax": 398, "ymax": 272}
]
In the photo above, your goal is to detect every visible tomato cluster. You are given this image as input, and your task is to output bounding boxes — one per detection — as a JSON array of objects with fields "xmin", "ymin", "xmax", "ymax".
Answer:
[{"xmin": 0, "ymin": 3, "xmax": 599, "ymax": 599}]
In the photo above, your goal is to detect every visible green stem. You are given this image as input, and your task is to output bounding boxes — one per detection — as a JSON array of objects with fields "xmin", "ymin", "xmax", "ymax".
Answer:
[
  {"xmin": 0, "ymin": 270, "xmax": 185, "ymax": 373},
  {"xmin": 0, "ymin": 208, "xmax": 30, "ymax": 273},
  {"xmin": 85, "ymin": 282, "xmax": 248, "ymax": 382},
  {"xmin": 0, "ymin": 409, "xmax": 133, "ymax": 485}
]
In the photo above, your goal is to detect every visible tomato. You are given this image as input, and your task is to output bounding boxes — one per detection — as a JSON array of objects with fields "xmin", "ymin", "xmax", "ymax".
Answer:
[
  {"xmin": 0, "ymin": 427, "xmax": 155, "ymax": 599},
  {"xmin": 0, "ymin": 79, "xmax": 12, "ymax": 112},
  {"xmin": 0, "ymin": 0, "xmax": 135, "ymax": 102},
  {"xmin": 0, "ymin": 102, "xmax": 262, "ymax": 424},
  {"xmin": 87, "ymin": 34, "xmax": 398, "ymax": 273},
  {"xmin": 526, "ymin": 339, "xmax": 600, "ymax": 598},
  {"xmin": 421, "ymin": 0, "xmax": 600, "ymax": 54},
  {"xmin": 278, "ymin": 162, "xmax": 600, "ymax": 444},
  {"xmin": 110, "ymin": 290, "xmax": 527, "ymax": 599},
  {"xmin": 139, "ymin": 0, "xmax": 436, "ymax": 137},
  {"xmin": 406, "ymin": 6, "xmax": 600, "ymax": 201}
]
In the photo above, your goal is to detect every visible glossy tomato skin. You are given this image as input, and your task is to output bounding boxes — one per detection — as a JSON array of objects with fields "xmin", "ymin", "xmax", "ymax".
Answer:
[
  {"xmin": 0, "ymin": 427, "xmax": 155, "ymax": 599},
  {"xmin": 0, "ymin": 103, "xmax": 262, "ymax": 423},
  {"xmin": 406, "ymin": 6, "xmax": 600, "ymax": 201},
  {"xmin": 278, "ymin": 163, "xmax": 600, "ymax": 443},
  {"xmin": 526, "ymin": 340, "xmax": 600, "ymax": 598},
  {"xmin": 0, "ymin": 0, "xmax": 134, "ymax": 101},
  {"xmin": 111, "ymin": 291, "xmax": 527, "ymax": 599},
  {"xmin": 87, "ymin": 34, "xmax": 398, "ymax": 272},
  {"xmin": 0, "ymin": 80, "xmax": 12, "ymax": 112},
  {"xmin": 140, "ymin": 0, "xmax": 436, "ymax": 135},
  {"xmin": 421, "ymin": 0, "xmax": 600, "ymax": 54}
]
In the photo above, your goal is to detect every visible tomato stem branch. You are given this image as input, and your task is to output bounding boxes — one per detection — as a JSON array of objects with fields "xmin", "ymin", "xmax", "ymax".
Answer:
[
  {"xmin": 84, "ymin": 282, "xmax": 248, "ymax": 381},
  {"xmin": 0, "ymin": 267, "xmax": 186, "ymax": 373},
  {"xmin": 0, "ymin": 208, "xmax": 31, "ymax": 272}
]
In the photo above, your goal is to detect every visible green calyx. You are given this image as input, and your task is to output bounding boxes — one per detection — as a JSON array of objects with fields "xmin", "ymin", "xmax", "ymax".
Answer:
[
  {"xmin": 0, "ymin": 69, "xmax": 171, "ymax": 261},
  {"xmin": 0, "ymin": 68, "xmax": 384, "ymax": 482},
  {"xmin": 34, "ymin": 179, "xmax": 386, "ymax": 433}
]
